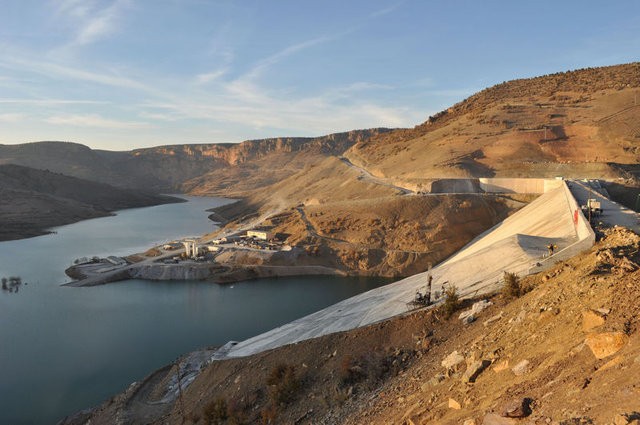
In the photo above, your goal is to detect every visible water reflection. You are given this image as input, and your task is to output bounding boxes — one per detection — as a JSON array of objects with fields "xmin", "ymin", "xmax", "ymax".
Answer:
[{"xmin": 0, "ymin": 197, "xmax": 391, "ymax": 425}]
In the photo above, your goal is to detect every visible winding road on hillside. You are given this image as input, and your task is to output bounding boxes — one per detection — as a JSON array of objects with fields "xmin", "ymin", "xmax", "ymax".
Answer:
[{"xmin": 338, "ymin": 156, "xmax": 415, "ymax": 195}]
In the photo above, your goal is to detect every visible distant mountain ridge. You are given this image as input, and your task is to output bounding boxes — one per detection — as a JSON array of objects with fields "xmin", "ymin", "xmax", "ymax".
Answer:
[{"xmin": 0, "ymin": 129, "xmax": 391, "ymax": 191}]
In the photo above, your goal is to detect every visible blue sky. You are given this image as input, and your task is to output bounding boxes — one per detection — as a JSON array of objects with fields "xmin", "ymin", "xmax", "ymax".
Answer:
[{"xmin": 0, "ymin": 0, "xmax": 638, "ymax": 150}]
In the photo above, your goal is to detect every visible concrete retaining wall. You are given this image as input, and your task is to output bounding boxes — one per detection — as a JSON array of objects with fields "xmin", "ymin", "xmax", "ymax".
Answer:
[
  {"xmin": 479, "ymin": 178, "xmax": 563, "ymax": 194},
  {"xmin": 429, "ymin": 179, "xmax": 482, "ymax": 193},
  {"xmin": 426, "ymin": 178, "xmax": 564, "ymax": 194}
]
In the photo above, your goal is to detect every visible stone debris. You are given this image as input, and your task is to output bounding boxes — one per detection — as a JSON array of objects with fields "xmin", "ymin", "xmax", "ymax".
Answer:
[
  {"xmin": 584, "ymin": 332, "xmax": 629, "ymax": 359},
  {"xmin": 501, "ymin": 398, "xmax": 532, "ymax": 418},
  {"xmin": 462, "ymin": 359, "xmax": 491, "ymax": 383},
  {"xmin": 483, "ymin": 312, "xmax": 503, "ymax": 327},
  {"xmin": 613, "ymin": 412, "xmax": 640, "ymax": 425},
  {"xmin": 448, "ymin": 397, "xmax": 462, "ymax": 410},
  {"xmin": 428, "ymin": 373, "xmax": 446, "ymax": 386},
  {"xmin": 462, "ymin": 314, "xmax": 477, "ymax": 325},
  {"xmin": 511, "ymin": 359, "xmax": 531, "ymax": 376},
  {"xmin": 441, "ymin": 350, "xmax": 465, "ymax": 369},
  {"xmin": 582, "ymin": 310, "xmax": 606, "ymax": 331},
  {"xmin": 459, "ymin": 299, "xmax": 493, "ymax": 322},
  {"xmin": 481, "ymin": 413, "xmax": 517, "ymax": 424},
  {"xmin": 492, "ymin": 359, "xmax": 510, "ymax": 373},
  {"xmin": 509, "ymin": 309, "xmax": 527, "ymax": 324}
]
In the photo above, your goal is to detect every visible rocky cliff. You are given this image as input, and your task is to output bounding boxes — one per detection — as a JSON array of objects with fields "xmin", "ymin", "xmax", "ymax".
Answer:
[{"xmin": 0, "ymin": 129, "xmax": 390, "ymax": 191}]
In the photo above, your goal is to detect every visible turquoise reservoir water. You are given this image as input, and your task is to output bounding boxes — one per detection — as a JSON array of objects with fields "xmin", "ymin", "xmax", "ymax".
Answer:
[{"xmin": 0, "ymin": 196, "xmax": 390, "ymax": 424}]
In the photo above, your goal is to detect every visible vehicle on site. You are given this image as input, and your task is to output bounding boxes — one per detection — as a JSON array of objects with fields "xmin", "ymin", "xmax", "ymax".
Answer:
[{"xmin": 582, "ymin": 198, "xmax": 603, "ymax": 219}]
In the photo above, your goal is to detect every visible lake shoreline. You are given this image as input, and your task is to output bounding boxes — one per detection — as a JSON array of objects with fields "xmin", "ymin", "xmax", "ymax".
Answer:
[
  {"xmin": 0, "ymin": 193, "xmax": 186, "ymax": 243},
  {"xmin": 64, "ymin": 261, "xmax": 348, "ymax": 287}
]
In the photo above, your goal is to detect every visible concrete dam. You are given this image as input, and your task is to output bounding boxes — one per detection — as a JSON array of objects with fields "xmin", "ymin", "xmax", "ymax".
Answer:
[{"xmin": 213, "ymin": 179, "xmax": 635, "ymax": 359}]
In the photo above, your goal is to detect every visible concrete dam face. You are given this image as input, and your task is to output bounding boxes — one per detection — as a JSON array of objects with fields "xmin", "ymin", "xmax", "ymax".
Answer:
[{"xmin": 222, "ymin": 180, "xmax": 599, "ymax": 358}]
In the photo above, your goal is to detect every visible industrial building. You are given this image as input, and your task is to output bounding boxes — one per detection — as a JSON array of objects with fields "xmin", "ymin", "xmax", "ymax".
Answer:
[
  {"xmin": 182, "ymin": 239, "xmax": 199, "ymax": 258},
  {"xmin": 246, "ymin": 228, "xmax": 273, "ymax": 241}
]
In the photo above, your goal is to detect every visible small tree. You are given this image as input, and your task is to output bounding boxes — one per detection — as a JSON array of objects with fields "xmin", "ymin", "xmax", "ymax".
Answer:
[
  {"xmin": 502, "ymin": 271, "xmax": 521, "ymax": 298},
  {"xmin": 441, "ymin": 284, "xmax": 460, "ymax": 318}
]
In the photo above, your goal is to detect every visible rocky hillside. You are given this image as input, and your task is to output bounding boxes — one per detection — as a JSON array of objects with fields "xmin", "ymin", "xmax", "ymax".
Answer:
[
  {"xmin": 0, "ymin": 129, "xmax": 389, "ymax": 191},
  {"xmin": 0, "ymin": 164, "xmax": 181, "ymax": 240},
  {"xmin": 346, "ymin": 62, "xmax": 640, "ymax": 185},
  {"xmin": 64, "ymin": 227, "xmax": 640, "ymax": 425},
  {"xmin": 189, "ymin": 64, "xmax": 640, "ymax": 278}
]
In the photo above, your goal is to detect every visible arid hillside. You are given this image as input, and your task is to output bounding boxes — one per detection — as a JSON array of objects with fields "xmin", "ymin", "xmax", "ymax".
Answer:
[
  {"xmin": 344, "ymin": 63, "xmax": 640, "ymax": 188},
  {"xmin": 0, "ymin": 164, "xmax": 181, "ymax": 240},
  {"xmin": 0, "ymin": 129, "xmax": 389, "ymax": 191}
]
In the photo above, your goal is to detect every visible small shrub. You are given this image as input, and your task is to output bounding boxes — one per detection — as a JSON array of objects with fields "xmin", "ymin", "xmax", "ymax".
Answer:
[
  {"xmin": 339, "ymin": 355, "xmax": 367, "ymax": 385},
  {"xmin": 202, "ymin": 397, "xmax": 244, "ymax": 425},
  {"xmin": 203, "ymin": 397, "xmax": 228, "ymax": 424},
  {"xmin": 266, "ymin": 363, "xmax": 300, "ymax": 405},
  {"xmin": 502, "ymin": 271, "xmax": 521, "ymax": 298},
  {"xmin": 260, "ymin": 404, "xmax": 278, "ymax": 424},
  {"xmin": 441, "ymin": 284, "xmax": 460, "ymax": 318}
]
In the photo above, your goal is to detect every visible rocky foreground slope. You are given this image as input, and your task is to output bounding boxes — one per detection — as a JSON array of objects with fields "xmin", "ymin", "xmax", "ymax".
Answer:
[{"xmin": 64, "ymin": 226, "xmax": 640, "ymax": 425}]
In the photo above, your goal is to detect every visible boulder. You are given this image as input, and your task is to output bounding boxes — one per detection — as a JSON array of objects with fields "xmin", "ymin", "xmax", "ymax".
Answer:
[
  {"xmin": 501, "ymin": 398, "xmax": 532, "ymax": 418},
  {"xmin": 493, "ymin": 359, "xmax": 510, "ymax": 373},
  {"xmin": 448, "ymin": 398, "xmax": 462, "ymax": 410},
  {"xmin": 462, "ymin": 314, "xmax": 476, "ymax": 325},
  {"xmin": 582, "ymin": 310, "xmax": 605, "ymax": 331},
  {"xmin": 585, "ymin": 332, "xmax": 629, "ymax": 359},
  {"xmin": 511, "ymin": 359, "xmax": 530, "ymax": 376},
  {"xmin": 459, "ymin": 299, "xmax": 492, "ymax": 321},
  {"xmin": 441, "ymin": 350, "xmax": 465, "ymax": 369},
  {"xmin": 463, "ymin": 360, "xmax": 491, "ymax": 383}
]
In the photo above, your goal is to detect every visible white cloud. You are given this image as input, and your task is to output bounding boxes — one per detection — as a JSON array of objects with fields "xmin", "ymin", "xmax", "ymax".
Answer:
[
  {"xmin": 0, "ymin": 113, "xmax": 25, "ymax": 123},
  {"xmin": 45, "ymin": 113, "xmax": 150, "ymax": 129},
  {"xmin": 53, "ymin": 0, "xmax": 130, "ymax": 48},
  {"xmin": 195, "ymin": 69, "xmax": 227, "ymax": 85},
  {"xmin": 368, "ymin": 2, "xmax": 404, "ymax": 19},
  {"xmin": 0, "ymin": 54, "xmax": 156, "ymax": 94},
  {"xmin": 242, "ymin": 36, "xmax": 333, "ymax": 82},
  {"xmin": 0, "ymin": 98, "xmax": 108, "ymax": 105}
]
